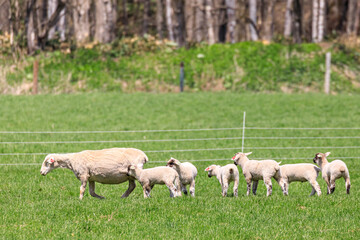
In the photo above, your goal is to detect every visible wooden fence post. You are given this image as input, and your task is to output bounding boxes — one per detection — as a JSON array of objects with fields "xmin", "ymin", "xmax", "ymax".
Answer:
[
  {"xmin": 33, "ymin": 60, "xmax": 38, "ymax": 95},
  {"xmin": 324, "ymin": 52, "xmax": 331, "ymax": 94}
]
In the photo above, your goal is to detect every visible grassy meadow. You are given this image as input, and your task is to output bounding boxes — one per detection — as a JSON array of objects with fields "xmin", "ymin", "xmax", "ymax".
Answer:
[{"xmin": 0, "ymin": 92, "xmax": 359, "ymax": 239}]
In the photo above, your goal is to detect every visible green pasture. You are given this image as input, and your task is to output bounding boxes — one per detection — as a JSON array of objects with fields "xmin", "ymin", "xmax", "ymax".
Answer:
[{"xmin": 0, "ymin": 93, "xmax": 359, "ymax": 239}]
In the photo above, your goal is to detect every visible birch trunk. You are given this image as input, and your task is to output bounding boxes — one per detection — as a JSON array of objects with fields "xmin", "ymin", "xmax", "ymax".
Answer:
[
  {"xmin": 249, "ymin": 0, "xmax": 258, "ymax": 41},
  {"xmin": 312, "ymin": 0, "xmax": 319, "ymax": 42},
  {"xmin": 195, "ymin": 0, "xmax": 204, "ymax": 42},
  {"xmin": 284, "ymin": 0, "xmax": 293, "ymax": 38},
  {"xmin": 226, "ymin": 0, "xmax": 236, "ymax": 43},
  {"xmin": 205, "ymin": 0, "xmax": 215, "ymax": 44},
  {"xmin": 317, "ymin": 0, "xmax": 325, "ymax": 42},
  {"xmin": 165, "ymin": 0, "xmax": 174, "ymax": 41}
]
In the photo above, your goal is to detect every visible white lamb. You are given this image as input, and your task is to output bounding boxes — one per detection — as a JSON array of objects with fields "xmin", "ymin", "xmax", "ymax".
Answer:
[
  {"xmin": 39, "ymin": 148, "xmax": 149, "ymax": 200},
  {"xmin": 166, "ymin": 158, "xmax": 197, "ymax": 197},
  {"xmin": 313, "ymin": 152, "xmax": 351, "ymax": 194},
  {"xmin": 276, "ymin": 163, "xmax": 322, "ymax": 196},
  {"xmin": 232, "ymin": 152, "xmax": 280, "ymax": 196},
  {"xmin": 205, "ymin": 164, "xmax": 239, "ymax": 197},
  {"xmin": 127, "ymin": 165, "xmax": 182, "ymax": 198}
]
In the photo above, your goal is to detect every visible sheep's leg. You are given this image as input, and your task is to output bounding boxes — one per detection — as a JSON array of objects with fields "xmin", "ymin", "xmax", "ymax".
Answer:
[
  {"xmin": 181, "ymin": 183, "xmax": 188, "ymax": 195},
  {"xmin": 309, "ymin": 180, "xmax": 321, "ymax": 196},
  {"xmin": 345, "ymin": 177, "xmax": 351, "ymax": 194},
  {"xmin": 246, "ymin": 178, "xmax": 252, "ymax": 196},
  {"xmin": 79, "ymin": 180, "xmax": 87, "ymax": 200},
  {"xmin": 121, "ymin": 179, "xmax": 136, "ymax": 198},
  {"xmin": 89, "ymin": 181, "xmax": 105, "ymax": 199},
  {"xmin": 143, "ymin": 184, "xmax": 151, "ymax": 198},
  {"xmin": 222, "ymin": 179, "xmax": 229, "ymax": 197},
  {"xmin": 233, "ymin": 178, "xmax": 239, "ymax": 197},
  {"xmin": 264, "ymin": 178, "xmax": 273, "ymax": 197},
  {"xmin": 278, "ymin": 179, "xmax": 287, "ymax": 196},
  {"xmin": 252, "ymin": 181, "xmax": 258, "ymax": 195},
  {"xmin": 189, "ymin": 180, "xmax": 195, "ymax": 197},
  {"xmin": 323, "ymin": 175, "xmax": 331, "ymax": 194},
  {"xmin": 174, "ymin": 176, "xmax": 182, "ymax": 197},
  {"xmin": 330, "ymin": 177, "xmax": 336, "ymax": 194},
  {"xmin": 167, "ymin": 183, "xmax": 177, "ymax": 198}
]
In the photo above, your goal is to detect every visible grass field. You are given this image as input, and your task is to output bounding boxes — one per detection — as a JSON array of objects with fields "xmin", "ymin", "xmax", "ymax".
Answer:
[{"xmin": 0, "ymin": 93, "xmax": 359, "ymax": 239}]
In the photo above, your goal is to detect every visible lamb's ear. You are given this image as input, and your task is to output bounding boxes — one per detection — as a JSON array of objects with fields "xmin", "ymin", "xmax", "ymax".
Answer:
[
  {"xmin": 245, "ymin": 152, "xmax": 252, "ymax": 156},
  {"xmin": 48, "ymin": 157, "xmax": 55, "ymax": 163},
  {"xmin": 325, "ymin": 152, "xmax": 331, "ymax": 157},
  {"xmin": 130, "ymin": 165, "xmax": 136, "ymax": 170},
  {"xmin": 205, "ymin": 167, "xmax": 210, "ymax": 171}
]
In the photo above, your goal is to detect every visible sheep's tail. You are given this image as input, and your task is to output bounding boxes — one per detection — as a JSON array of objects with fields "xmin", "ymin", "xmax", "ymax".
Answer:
[
  {"xmin": 275, "ymin": 162, "xmax": 281, "ymax": 171},
  {"xmin": 229, "ymin": 168, "xmax": 234, "ymax": 175}
]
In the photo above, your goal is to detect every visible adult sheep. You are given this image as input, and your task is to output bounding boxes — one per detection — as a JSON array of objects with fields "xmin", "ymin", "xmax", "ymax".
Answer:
[{"xmin": 40, "ymin": 148, "xmax": 149, "ymax": 200}]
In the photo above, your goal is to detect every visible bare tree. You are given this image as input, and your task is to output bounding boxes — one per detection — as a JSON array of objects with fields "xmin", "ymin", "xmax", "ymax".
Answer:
[
  {"xmin": 94, "ymin": 0, "xmax": 117, "ymax": 43},
  {"xmin": 156, "ymin": 0, "xmax": 164, "ymax": 39},
  {"xmin": 143, "ymin": 0, "xmax": 150, "ymax": 36},
  {"xmin": 185, "ymin": 0, "xmax": 195, "ymax": 42},
  {"xmin": 165, "ymin": 0, "xmax": 174, "ymax": 41},
  {"xmin": 195, "ymin": 0, "xmax": 204, "ymax": 42},
  {"xmin": 174, "ymin": 0, "xmax": 186, "ymax": 46},
  {"xmin": 73, "ymin": 0, "xmax": 90, "ymax": 44},
  {"xmin": 284, "ymin": 0, "xmax": 293, "ymax": 38},
  {"xmin": 249, "ymin": 0, "xmax": 258, "ymax": 41},
  {"xmin": 312, "ymin": 0, "xmax": 325, "ymax": 42},
  {"xmin": 347, "ymin": 0, "xmax": 360, "ymax": 36},
  {"xmin": 205, "ymin": 0, "xmax": 215, "ymax": 44},
  {"xmin": 226, "ymin": 0, "xmax": 236, "ymax": 43},
  {"xmin": 262, "ymin": 0, "xmax": 275, "ymax": 42}
]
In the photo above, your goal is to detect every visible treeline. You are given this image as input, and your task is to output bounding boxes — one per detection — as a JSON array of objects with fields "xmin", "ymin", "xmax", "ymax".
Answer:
[{"xmin": 0, "ymin": 0, "xmax": 359, "ymax": 55}]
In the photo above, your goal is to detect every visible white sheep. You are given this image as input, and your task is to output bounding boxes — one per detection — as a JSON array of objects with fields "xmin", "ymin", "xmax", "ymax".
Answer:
[
  {"xmin": 232, "ymin": 152, "xmax": 280, "ymax": 196},
  {"xmin": 313, "ymin": 152, "xmax": 351, "ymax": 194},
  {"xmin": 40, "ymin": 147, "xmax": 149, "ymax": 200},
  {"xmin": 166, "ymin": 157, "xmax": 197, "ymax": 197},
  {"xmin": 205, "ymin": 164, "xmax": 239, "ymax": 197},
  {"xmin": 276, "ymin": 163, "xmax": 322, "ymax": 196},
  {"xmin": 127, "ymin": 165, "xmax": 182, "ymax": 198}
]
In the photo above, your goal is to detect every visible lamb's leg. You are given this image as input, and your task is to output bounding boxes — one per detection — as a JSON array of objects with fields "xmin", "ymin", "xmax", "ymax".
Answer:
[
  {"xmin": 79, "ymin": 180, "xmax": 87, "ymax": 200},
  {"xmin": 222, "ymin": 179, "xmax": 229, "ymax": 197},
  {"xmin": 167, "ymin": 183, "xmax": 177, "ymax": 198},
  {"xmin": 330, "ymin": 177, "xmax": 336, "ymax": 194},
  {"xmin": 309, "ymin": 180, "xmax": 321, "ymax": 196},
  {"xmin": 121, "ymin": 179, "xmax": 136, "ymax": 198},
  {"xmin": 233, "ymin": 178, "xmax": 239, "ymax": 197},
  {"xmin": 345, "ymin": 177, "xmax": 351, "ymax": 194},
  {"xmin": 143, "ymin": 184, "xmax": 151, "ymax": 198},
  {"xmin": 246, "ymin": 178, "xmax": 252, "ymax": 196},
  {"xmin": 252, "ymin": 181, "xmax": 258, "ymax": 195},
  {"xmin": 89, "ymin": 181, "xmax": 105, "ymax": 199},
  {"xmin": 323, "ymin": 175, "xmax": 331, "ymax": 194},
  {"xmin": 181, "ymin": 183, "xmax": 188, "ymax": 195},
  {"xmin": 174, "ymin": 175, "xmax": 182, "ymax": 197},
  {"xmin": 264, "ymin": 178, "xmax": 273, "ymax": 197},
  {"xmin": 189, "ymin": 180, "xmax": 195, "ymax": 197}
]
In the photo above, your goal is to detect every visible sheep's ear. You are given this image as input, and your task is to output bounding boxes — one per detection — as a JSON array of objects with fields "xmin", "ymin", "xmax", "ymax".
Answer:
[
  {"xmin": 205, "ymin": 167, "xmax": 210, "ymax": 171},
  {"xmin": 325, "ymin": 152, "xmax": 331, "ymax": 157},
  {"xmin": 245, "ymin": 152, "xmax": 252, "ymax": 156},
  {"xmin": 130, "ymin": 166, "xmax": 135, "ymax": 170},
  {"xmin": 48, "ymin": 157, "xmax": 55, "ymax": 163},
  {"xmin": 317, "ymin": 154, "xmax": 322, "ymax": 158}
]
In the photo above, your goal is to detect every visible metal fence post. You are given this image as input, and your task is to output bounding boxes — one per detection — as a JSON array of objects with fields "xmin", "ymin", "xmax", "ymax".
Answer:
[{"xmin": 180, "ymin": 62, "xmax": 184, "ymax": 92}]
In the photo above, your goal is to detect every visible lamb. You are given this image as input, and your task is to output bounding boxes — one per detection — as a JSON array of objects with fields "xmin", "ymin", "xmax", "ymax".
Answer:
[
  {"xmin": 40, "ymin": 147, "xmax": 149, "ymax": 200},
  {"xmin": 275, "ymin": 163, "xmax": 322, "ymax": 196},
  {"xmin": 205, "ymin": 164, "xmax": 239, "ymax": 197},
  {"xmin": 232, "ymin": 152, "xmax": 280, "ymax": 196},
  {"xmin": 166, "ymin": 158, "xmax": 198, "ymax": 197},
  {"xmin": 127, "ymin": 165, "xmax": 182, "ymax": 198},
  {"xmin": 313, "ymin": 152, "xmax": 351, "ymax": 194}
]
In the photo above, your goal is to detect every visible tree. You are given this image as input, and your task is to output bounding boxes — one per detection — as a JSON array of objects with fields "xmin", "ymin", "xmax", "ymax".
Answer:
[
  {"xmin": 156, "ymin": 0, "xmax": 164, "ymax": 39},
  {"xmin": 347, "ymin": 0, "xmax": 360, "ymax": 36},
  {"xmin": 142, "ymin": 0, "xmax": 150, "ymax": 36},
  {"xmin": 195, "ymin": 0, "xmax": 204, "ymax": 42},
  {"xmin": 226, "ymin": 0, "xmax": 236, "ymax": 43},
  {"xmin": 165, "ymin": 0, "xmax": 174, "ymax": 41},
  {"xmin": 184, "ymin": 0, "xmax": 195, "ymax": 42},
  {"xmin": 312, "ymin": 0, "xmax": 325, "ymax": 43},
  {"xmin": 249, "ymin": 0, "xmax": 258, "ymax": 41},
  {"xmin": 73, "ymin": 0, "xmax": 90, "ymax": 45},
  {"xmin": 284, "ymin": 0, "xmax": 293, "ymax": 38},
  {"xmin": 205, "ymin": 0, "xmax": 215, "ymax": 44},
  {"xmin": 94, "ymin": 0, "xmax": 117, "ymax": 43},
  {"xmin": 262, "ymin": 0, "xmax": 275, "ymax": 42},
  {"xmin": 174, "ymin": 0, "xmax": 186, "ymax": 46}
]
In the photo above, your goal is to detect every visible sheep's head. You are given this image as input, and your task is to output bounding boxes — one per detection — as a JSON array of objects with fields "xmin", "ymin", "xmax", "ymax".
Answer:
[
  {"xmin": 127, "ymin": 164, "xmax": 142, "ymax": 177},
  {"xmin": 40, "ymin": 154, "xmax": 59, "ymax": 176},
  {"xmin": 313, "ymin": 152, "xmax": 330, "ymax": 165},
  {"xmin": 166, "ymin": 157, "xmax": 181, "ymax": 169},
  {"xmin": 232, "ymin": 152, "xmax": 252, "ymax": 165},
  {"xmin": 205, "ymin": 165, "xmax": 218, "ymax": 178}
]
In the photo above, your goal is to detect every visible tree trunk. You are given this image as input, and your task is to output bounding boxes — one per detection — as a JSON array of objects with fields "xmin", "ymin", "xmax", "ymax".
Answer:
[
  {"xmin": 143, "ymin": 0, "xmax": 150, "ymax": 36},
  {"xmin": 185, "ymin": 0, "xmax": 195, "ymax": 43},
  {"xmin": 0, "ymin": 0, "xmax": 10, "ymax": 34},
  {"xmin": 205, "ymin": 0, "xmax": 215, "ymax": 44},
  {"xmin": 292, "ymin": 0, "xmax": 302, "ymax": 43},
  {"xmin": 174, "ymin": 0, "xmax": 186, "ymax": 47},
  {"xmin": 317, "ymin": 0, "xmax": 325, "ymax": 42},
  {"xmin": 284, "ymin": 0, "xmax": 293, "ymax": 38},
  {"xmin": 347, "ymin": 0, "xmax": 360, "ymax": 36},
  {"xmin": 226, "ymin": 0, "xmax": 236, "ymax": 43},
  {"xmin": 26, "ymin": 0, "xmax": 38, "ymax": 54},
  {"xmin": 312, "ymin": 0, "xmax": 318, "ymax": 42},
  {"xmin": 195, "ymin": 0, "xmax": 204, "ymax": 42},
  {"xmin": 165, "ymin": 0, "xmax": 174, "ymax": 41},
  {"xmin": 94, "ymin": 0, "xmax": 117, "ymax": 43},
  {"xmin": 156, "ymin": 0, "xmax": 164, "ymax": 39},
  {"xmin": 262, "ymin": 0, "xmax": 275, "ymax": 42},
  {"xmin": 73, "ymin": 0, "xmax": 91, "ymax": 45},
  {"xmin": 249, "ymin": 0, "xmax": 258, "ymax": 41},
  {"xmin": 122, "ymin": 0, "xmax": 128, "ymax": 35}
]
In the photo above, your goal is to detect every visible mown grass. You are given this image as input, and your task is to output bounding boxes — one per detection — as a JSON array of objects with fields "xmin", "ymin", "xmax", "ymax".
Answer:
[
  {"xmin": 0, "ymin": 93, "xmax": 360, "ymax": 239},
  {"xmin": 3, "ymin": 40, "xmax": 360, "ymax": 93}
]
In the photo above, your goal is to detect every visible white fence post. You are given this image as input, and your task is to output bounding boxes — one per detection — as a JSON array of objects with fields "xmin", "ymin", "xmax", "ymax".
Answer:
[
  {"xmin": 324, "ymin": 52, "xmax": 331, "ymax": 94},
  {"xmin": 242, "ymin": 112, "xmax": 246, "ymax": 152}
]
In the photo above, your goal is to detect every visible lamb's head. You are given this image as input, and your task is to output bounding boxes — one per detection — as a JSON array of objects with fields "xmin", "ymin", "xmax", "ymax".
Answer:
[
  {"xmin": 205, "ymin": 165, "xmax": 218, "ymax": 178},
  {"xmin": 313, "ymin": 152, "xmax": 330, "ymax": 165},
  {"xmin": 40, "ymin": 154, "xmax": 60, "ymax": 176},
  {"xmin": 232, "ymin": 152, "xmax": 252, "ymax": 165},
  {"xmin": 166, "ymin": 157, "xmax": 181, "ymax": 169},
  {"xmin": 127, "ymin": 164, "xmax": 142, "ymax": 178}
]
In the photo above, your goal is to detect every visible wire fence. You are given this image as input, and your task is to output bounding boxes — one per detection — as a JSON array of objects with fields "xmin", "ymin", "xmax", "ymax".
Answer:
[{"xmin": 0, "ymin": 123, "xmax": 359, "ymax": 166}]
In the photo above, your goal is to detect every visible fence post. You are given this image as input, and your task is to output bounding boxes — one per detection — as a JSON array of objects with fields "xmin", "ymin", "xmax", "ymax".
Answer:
[
  {"xmin": 180, "ymin": 62, "xmax": 184, "ymax": 92},
  {"xmin": 242, "ymin": 112, "xmax": 246, "ymax": 152},
  {"xmin": 324, "ymin": 52, "xmax": 331, "ymax": 94},
  {"xmin": 33, "ymin": 60, "xmax": 39, "ymax": 95}
]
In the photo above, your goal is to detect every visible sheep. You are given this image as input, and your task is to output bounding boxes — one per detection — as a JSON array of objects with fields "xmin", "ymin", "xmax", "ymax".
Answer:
[
  {"xmin": 205, "ymin": 164, "xmax": 239, "ymax": 197},
  {"xmin": 40, "ymin": 147, "xmax": 149, "ymax": 200},
  {"xmin": 275, "ymin": 163, "xmax": 322, "ymax": 196},
  {"xmin": 313, "ymin": 152, "xmax": 351, "ymax": 194},
  {"xmin": 166, "ymin": 157, "xmax": 198, "ymax": 197},
  {"xmin": 232, "ymin": 152, "xmax": 280, "ymax": 196},
  {"xmin": 127, "ymin": 164, "xmax": 182, "ymax": 198}
]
